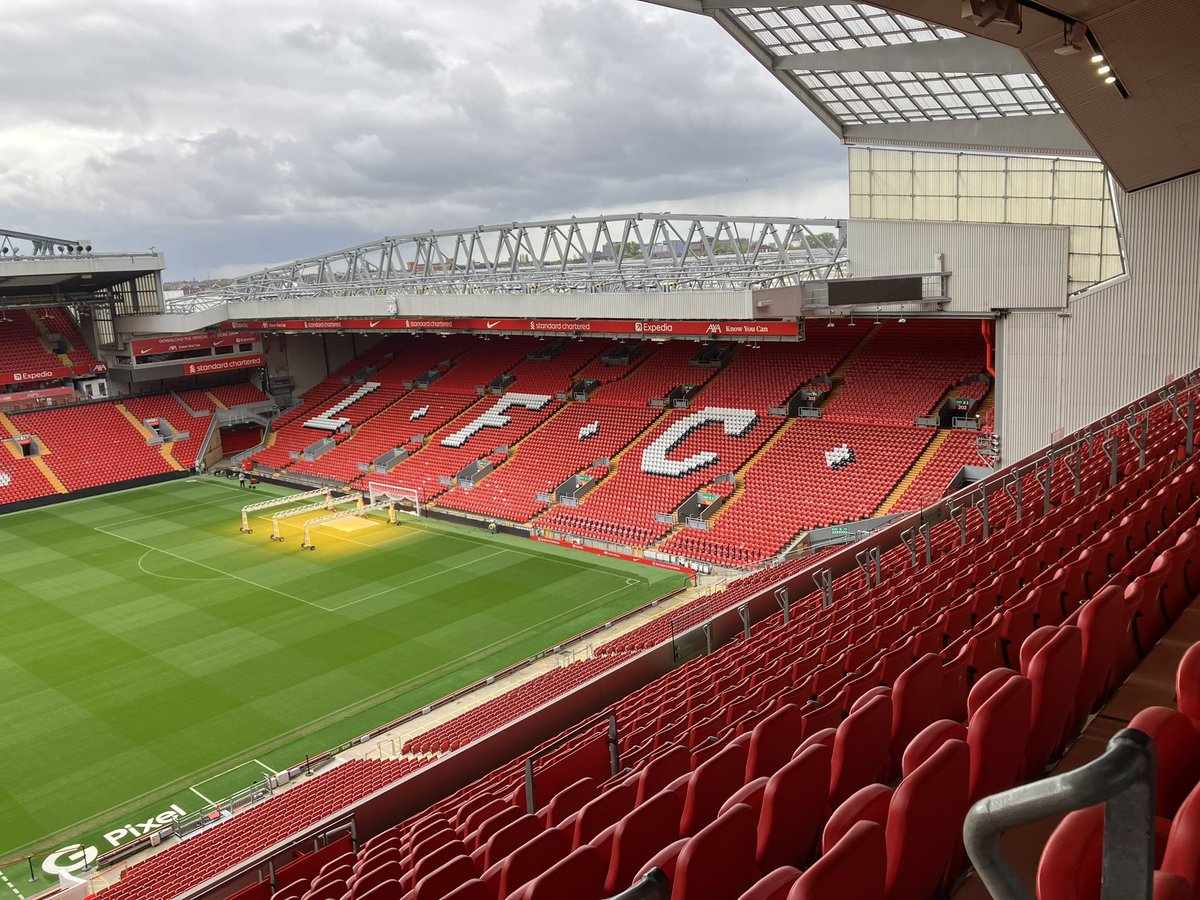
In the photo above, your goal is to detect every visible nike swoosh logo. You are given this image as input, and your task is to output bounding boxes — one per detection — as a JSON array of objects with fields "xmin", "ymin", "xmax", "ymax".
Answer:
[
  {"xmin": 487, "ymin": 321, "xmax": 501, "ymax": 329},
  {"xmin": 369, "ymin": 320, "xmax": 381, "ymax": 328}
]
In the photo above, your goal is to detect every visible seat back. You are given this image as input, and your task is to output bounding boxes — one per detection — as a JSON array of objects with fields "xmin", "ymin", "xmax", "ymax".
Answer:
[
  {"xmin": 966, "ymin": 672, "xmax": 1032, "ymax": 804},
  {"xmin": 495, "ymin": 828, "xmax": 570, "ymax": 900},
  {"xmin": 680, "ymin": 743, "xmax": 748, "ymax": 836},
  {"xmin": 788, "ymin": 821, "xmax": 887, "ymax": 900},
  {"xmin": 1022, "ymin": 625, "xmax": 1083, "ymax": 776},
  {"xmin": 829, "ymin": 693, "xmax": 892, "ymax": 804},
  {"xmin": 571, "ymin": 781, "xmax": 636, "ymax": 848},
  {"xmin": 540, "ymin": 777, "xmax": 596, "ymax": 827},
  {"xmin": 746, "ymin": 703, "xmax": 804, "ymax": 780},
  {"xmin": 890, "ymin": 655, "xmax": 942, "ymax": 768},
  {"xmin": 884, "ymin": 738, "xmax": 971, "ymax": 900},
  {"xmin": 603, "ymin": 789, "xmax": 684, "ymax": 893},
  {"xmin": 522, "ymin": 846, "xmax": 606, "ymax": 900},
  {"xmin": 672, "ymin": 804, "xmax": 760, "ymax": 900},
  {"xmin": 757, "ymin": 744, "xmax": 832, "ymax": 871}
]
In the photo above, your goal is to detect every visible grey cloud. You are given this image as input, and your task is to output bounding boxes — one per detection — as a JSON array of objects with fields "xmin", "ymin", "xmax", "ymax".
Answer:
[{"xmin": 0, "ymin": 0, "xmax": 847, "ymax": 279}]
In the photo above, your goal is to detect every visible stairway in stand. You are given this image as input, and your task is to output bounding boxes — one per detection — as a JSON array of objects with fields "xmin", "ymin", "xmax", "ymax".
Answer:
[{"xmin": 875, "ymin": 429, "xmax": 948, "ymax": 516}]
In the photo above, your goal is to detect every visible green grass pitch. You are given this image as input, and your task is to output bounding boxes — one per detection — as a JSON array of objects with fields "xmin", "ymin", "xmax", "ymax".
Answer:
[{"xmin": 0, "ymin": 477, "xmax": 686, "ymax": 867}]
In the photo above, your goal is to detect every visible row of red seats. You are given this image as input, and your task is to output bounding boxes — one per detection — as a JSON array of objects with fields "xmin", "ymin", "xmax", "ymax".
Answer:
[
  {"xmin": 288, "ymin": 392, "xmax": 476, "ymax": 485},
  {"xmin": 1038, "ymin": 643, "xmax": 1200, "ymax": 898},
  {"xmin": 207, "ymin": 383, "xmax": 272, "ymax": 408},
  {"xmin": 589, "ymin": 342, "xmax": 719, "ymax": 408},
  {"xmin": 659, "ymin": 422, "xmax": 932, "ymax": 567},
  {"xmin": 97, "ymin": 761, "xmax": 426, "ymax": 900},
  {"xmin": 11, "ymin": 402, "xmax": 175, "ymax": 490},
  {"xmin": 36, "ymin": 306, "xmax": 99, "ymax": 368},
  {"xmin": 537, "ymin": 410, "xmax": 780, "ymax": 546},
  {"xmin": 888, "ymin": 430, "xmax": 982, "ymax": 514},
  {"xmin": 0, "ymin": 455, "xmax": 60, "ymax": 502},
  {"xmin": 402, "ymin": 658, "xmax": 621, "ymax": 755},
  {"xmin": 0, "ymin": 309, "xmax": 63, "ymax": 374}
]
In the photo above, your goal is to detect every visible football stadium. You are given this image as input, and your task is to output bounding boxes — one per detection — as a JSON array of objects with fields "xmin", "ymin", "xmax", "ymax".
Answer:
[{"xmin": 1, "ymin": 1, "xmax": 1198, "ymax": 899}]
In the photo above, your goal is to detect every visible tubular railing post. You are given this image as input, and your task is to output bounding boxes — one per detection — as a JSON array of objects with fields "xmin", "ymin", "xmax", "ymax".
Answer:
[
  {"xmin": 1034, "ymin": 466, "xmax": 1053, "ymax": 516},
  {"xmin": 702, "ymin": 622, "xmax": 714, "ymax": 655},
  {"xmin": 950, "ymin": 502, "xmax": 968, "ymax": 546},
  {"xmin": 870, "ymin": 546, "xmax": 883, "ymax": 587},
  {"xmin": 1126, "ymin": 419, "xmax": 1148, "ymax": 470},
  {"xmin": 1004, "ymin": 471, "xmax": 1023, "ymax": 521},
  {"xmin": 918, "ymin": 522, "xmax": 933, "ymax": 565},
  {"xmin": 976, "ymin": 489, "xmax": 990, "ymax": 541},
  {"xmin": 1188, "ymin": 392, "xmax": 1196, "ymax": 456},
  {"xmin": 1102, "ymin": 435, "xmax": 1120, "ymax": 488},
  {"xmin": 774, "ymin": 586, "xmax": 790, "ymax": 624},
  {"xmin": 963, "ymin": 729, "xmax": 1155, "ymax": 900},
  {"xmin": 1068, "ymin": 446, "xmax": 1083, "ymax": 495},
  {"xmin": 901, "ymin": 526, "xmax": 919, "ymax": 567},
  {"xmin": 610, "ymin": 868, "xmax": 670, "ymax": 900},
  {"xmin": 812, "ymin": 568, "xmax": 833, "ymax": 608},
  {"xmin": 738, "ymin": 603, "xmax": 751, "ymax": 640}
]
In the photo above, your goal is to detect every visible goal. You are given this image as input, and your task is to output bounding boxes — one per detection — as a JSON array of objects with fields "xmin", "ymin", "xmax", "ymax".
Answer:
[{"xmin": 367, "ymin": 481, "xmax": 422, "ymax": 518}]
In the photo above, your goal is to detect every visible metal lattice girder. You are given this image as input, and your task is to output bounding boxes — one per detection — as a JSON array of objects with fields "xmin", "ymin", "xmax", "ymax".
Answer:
[
  {"xmin": 0, "ymin": 227, "xmax": 93, "ymax": 258},
  {"xmin": 174, "ymin": 213, "xmax": 848, "ymax": 312}
]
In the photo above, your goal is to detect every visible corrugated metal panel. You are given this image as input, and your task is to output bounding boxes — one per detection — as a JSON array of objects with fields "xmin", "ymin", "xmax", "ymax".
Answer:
[
  {"xmin": 848, "ymin": 219, "xmax": 1069, "ymax": 311},
  {"xmin": 996, "ymin": 312, "xmax": 1061, "ymax": 461},
  {"xmin": 998, "ymin": 171, "xmax": 1200, "ymax": 458}
]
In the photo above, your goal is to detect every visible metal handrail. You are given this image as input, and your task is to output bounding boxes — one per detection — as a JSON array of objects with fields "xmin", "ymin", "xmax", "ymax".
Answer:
[
  {"xmin": 524, "ymin": 710, "xmax": 619, "ymax": 814},
  {"xmin": 608, "ymin": 868, "xmax": 670, "ymax": 900},
  {"xmin": 963, "ymin": 728, "xmax": 1156, "ymax": 900}
]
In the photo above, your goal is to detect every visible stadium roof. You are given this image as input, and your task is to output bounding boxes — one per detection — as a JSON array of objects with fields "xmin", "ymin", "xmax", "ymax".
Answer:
[
  {"xmin": 0, "ymin": 228, "xmax": 164, "ymax": 307},
  {"xmin": 645, "ymin": 1, "xmax": 1200, "ymax": 190}
]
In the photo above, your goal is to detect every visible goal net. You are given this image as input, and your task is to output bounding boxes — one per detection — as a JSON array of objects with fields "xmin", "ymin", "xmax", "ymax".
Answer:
[{"xmin": 368, "ymin": 481, "xmax": 422, "ymax": 517}]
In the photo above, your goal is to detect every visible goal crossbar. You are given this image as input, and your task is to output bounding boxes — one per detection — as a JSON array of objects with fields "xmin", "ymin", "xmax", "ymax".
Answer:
[
  {"xmin": 240, "ymin": 488, "xmax": 330, "ymax": 532},
  {"xmin": 367, "ymin": 481, "xmax": 421, "ymax": 514}
]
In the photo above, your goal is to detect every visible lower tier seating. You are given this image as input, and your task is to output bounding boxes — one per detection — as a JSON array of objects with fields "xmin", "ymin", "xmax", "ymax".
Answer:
[
  {"xmin": 0, "ymin": 309, "xmax": 62, "ymax": 375},
  {"xmin": 434, "ymin": 405, "xmax": 660, "ymax": 522},
  {"xmin": 659, "ymin": 422, "xmax": 932, "ymax": 568},
  {"xmin": 0, "ymin": 455, "xmax": 59, "ymax": 502},
  {"xmin": 206, "ymin": 383, "xmax": 271, "ymax": 408},
  {"xmin": 889, "ymin": 431, "xmax": 982, "ymax": 514},
  {"xmin": 538, "ymin": 410, "xmax": 780, "ymax": 547},
  {"xmin": 11, "ymin": 403, "xmax": 175, "ymax": 490},
  {"xmin": 122, "ymin": 395, "xmax": 212, "ymax": 468}
]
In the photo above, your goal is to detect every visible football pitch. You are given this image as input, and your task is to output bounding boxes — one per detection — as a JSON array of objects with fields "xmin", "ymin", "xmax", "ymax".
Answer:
[{"xmin": 0, "ymin": 477, "xmax": 686, "ymax": 871}]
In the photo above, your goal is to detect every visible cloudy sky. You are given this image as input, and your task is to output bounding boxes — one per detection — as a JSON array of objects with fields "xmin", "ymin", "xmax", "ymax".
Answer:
[{"xmin": 0, "ymin": 0, "xmax": 847, "ymax": 280}]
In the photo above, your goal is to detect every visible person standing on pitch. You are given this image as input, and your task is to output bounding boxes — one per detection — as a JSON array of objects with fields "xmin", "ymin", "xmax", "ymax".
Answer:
[{"xmin": 239, "ymin": 471, "xmax": 247, "ymax": 489}]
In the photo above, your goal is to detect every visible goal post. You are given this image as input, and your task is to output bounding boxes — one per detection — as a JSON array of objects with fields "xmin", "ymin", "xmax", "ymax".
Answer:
[{"xmin": 367, "ymin": 481, "xmax": 422, "ymax": 521}]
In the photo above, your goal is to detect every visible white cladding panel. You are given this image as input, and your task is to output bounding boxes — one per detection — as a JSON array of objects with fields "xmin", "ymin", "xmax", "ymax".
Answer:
[
  {"xmin": 848, "ymin": 219, "xmax": 1069, "ymax": 311},
  {"xmin": 999, "ymin": 171, "xmax": 1200, "ymax": 461}
]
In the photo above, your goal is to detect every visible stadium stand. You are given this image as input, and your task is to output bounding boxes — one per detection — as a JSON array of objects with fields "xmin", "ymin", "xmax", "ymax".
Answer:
[
  {"xmin": 10, "ymin": 402, "xmax": 176, "ymax": 490},
  {"xmin": 121, "ymin": 394, "xmax": 213, "ymax": 468},
  {"xmin": 0, "ymin": 309, "xmax": 63, "ymax": 375},
  {"xmin": 204, "ymin": 383, "xmax": 271, "ymax": 409},
  {"xmin": 88, "ymin": 377, "xmax": 1200, "ymax": 900},
  {"xmin": 887, "ymin": 430, "xmax": 983, "ymax": 514},
  {"xmin": 35, "ymin": 306, "xmax": 99, "ymax": 368},
  {"xmin": 0, "ymin": 454, "xmax": 60, "ymax": 502}
]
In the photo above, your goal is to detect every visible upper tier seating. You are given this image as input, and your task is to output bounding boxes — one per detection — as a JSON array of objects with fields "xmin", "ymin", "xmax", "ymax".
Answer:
[
  {"xmin": 889, "ymin": 430, "xmax": 983, "ymax": 514},
  {"xmin": 660, "ymin": 422, "xmax": 932, "ymax": 567},
  {"xmin": 589, "ymin": 342, "xmax": 720, "ymax": 408},
  {"xmin": 92, "ymin": 385, "xmax": 1200, "ymax": 900},
  {"xmin": 695, "ymin": 331, "xmax": 865, "ymax": 414},
  {"xmin": 0, "ymin": 310, "xmax": 62, "ymax": 375},
  {"xmin": 35, "ymin": 307, "xmax": 99, "ymax": 368},
  {"xmin": 121, "ymin": 395, "xmax": 213, "ymax": 468},
  {"xmin": 434, "ymin": 404, "xmax": 660, "ymax": 522},
  {"xmin": 206, "ymin": 383, "xmax": 271, "ymax": 408},
  {"xmin": 11, "ymin": 403, "xmax": 175, "ymax": 490},
  {"xmin": 822, "ymin": 320, "xmax": 986, "ymax": 427}
]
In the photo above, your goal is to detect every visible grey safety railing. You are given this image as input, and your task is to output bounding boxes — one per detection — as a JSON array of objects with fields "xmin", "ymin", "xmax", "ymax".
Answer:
[
  {"xmin": 608, "ymin": 868, "xmax": 670, "ymax": 900},
  {"xmin": 963, "ymin": 728, "xmax": 1156, "ymax": 900}
]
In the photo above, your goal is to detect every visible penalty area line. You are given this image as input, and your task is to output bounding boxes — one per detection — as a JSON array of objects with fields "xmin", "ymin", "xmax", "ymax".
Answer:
[{"xmin": 93, "ymin": 525, "xmax": 332, "ymax": 612}]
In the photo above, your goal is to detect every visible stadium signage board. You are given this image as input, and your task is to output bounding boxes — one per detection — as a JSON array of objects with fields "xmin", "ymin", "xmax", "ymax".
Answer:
[
  {"xmin": 131, "ymin": 331, "xmax": 258, "ymax": 356},
  {"xmin": 219, "ymin": 317, "xmax": 800, "ymax": 338},
  {"xmin": 0, "ymin": 363, "xmax": 108, "ymax": 385},
  {"xmin": 182, "ymin": 353, "xmax": 265, "ymax": 376}
]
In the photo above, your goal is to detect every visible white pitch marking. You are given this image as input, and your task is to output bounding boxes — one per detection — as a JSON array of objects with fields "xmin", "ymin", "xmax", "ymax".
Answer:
[
  {"xmin": 189, "ymin": 786, "xmax": 215, "ymax": 805},
  {"xmin": 93, "ymin": 525, "xmax": 327, "ymax": 610},
  {"xmin": 321, "ymin": 548, "xmax": 510, "ymax": 611},
  {"xmin": 137, "ymin": 550, "xmax": 224, "ymax": 582}
]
